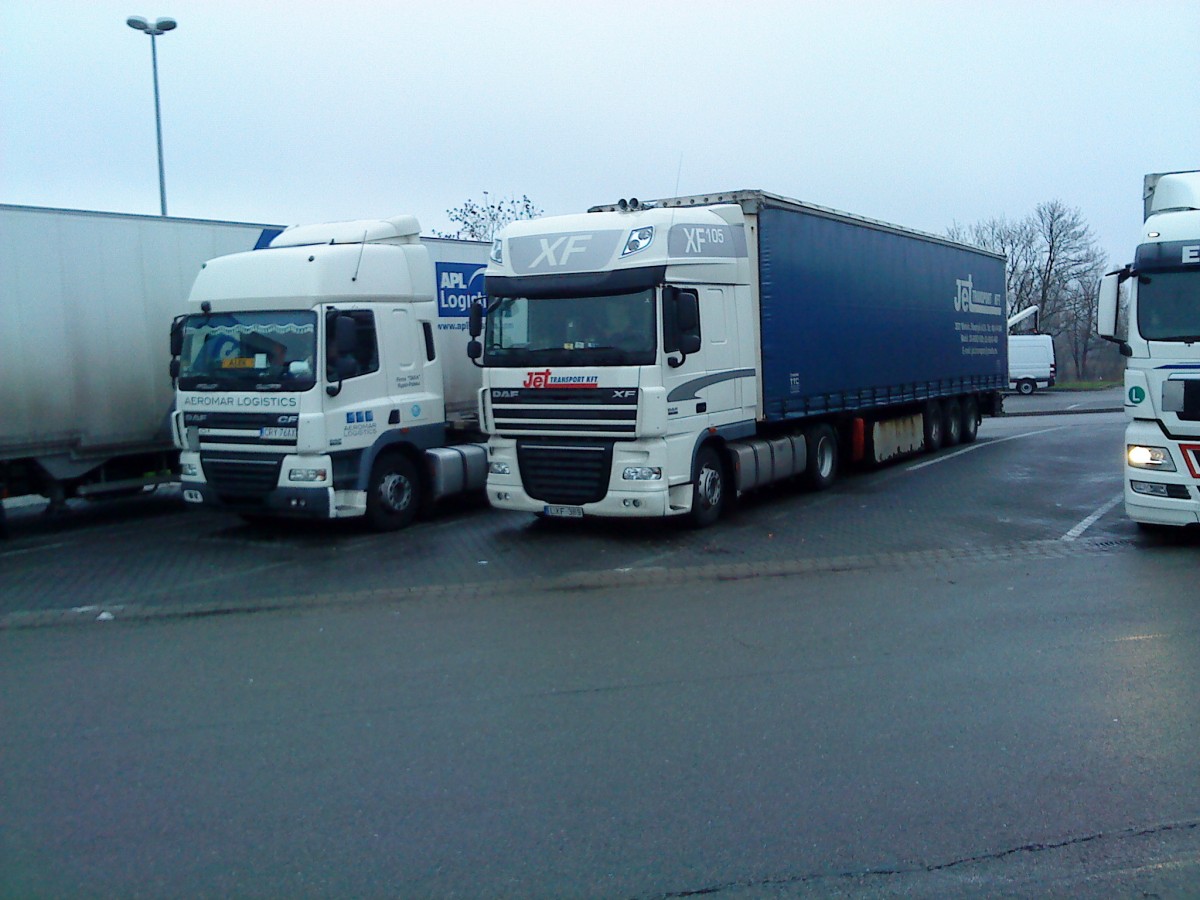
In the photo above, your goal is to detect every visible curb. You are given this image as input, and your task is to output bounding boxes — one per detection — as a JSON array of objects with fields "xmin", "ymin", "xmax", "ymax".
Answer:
[{"xmin": 1004, "ymin": 406, "xmax": 1123, "ymax": 417}]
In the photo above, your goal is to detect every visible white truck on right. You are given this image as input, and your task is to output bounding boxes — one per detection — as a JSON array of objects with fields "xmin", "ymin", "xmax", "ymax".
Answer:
[{"xmin": 1098, "ymin": 170, "xmax": 1200, "ymax": 529}]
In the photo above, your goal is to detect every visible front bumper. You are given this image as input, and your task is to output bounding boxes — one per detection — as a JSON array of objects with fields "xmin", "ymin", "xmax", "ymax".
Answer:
[
  {"xmin": 180, "ymin": 450, "xmax": 339, "ymax": 519},
  {"xmin": 485, "ymin": 438, "xmax": 690, "ymax": 518},
  {"xmin": 1123, "ymin": 420, "xmax": 1200, "ymax": 527}
]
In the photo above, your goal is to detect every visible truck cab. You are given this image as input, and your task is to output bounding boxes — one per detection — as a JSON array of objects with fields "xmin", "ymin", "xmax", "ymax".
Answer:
[
  {"xmin": 1098, "ymin": 171, "xmax": 1200, "ymax": 528},
  {"xmin": 476, "ymin": 200, "xmax": 758, "ymax": 525},
  {"xmin": 171, "ymin": 216, "xmax": 489, "ymax": 530}
]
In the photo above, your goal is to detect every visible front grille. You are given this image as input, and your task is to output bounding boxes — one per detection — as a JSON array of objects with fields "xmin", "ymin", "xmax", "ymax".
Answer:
[
  {"xmin": 201, "ymin": 452, "xmax": 283, "ymax": 501},
  {"xmin": 517, "ymin": 441, "xmax": 613, "ymax": 505},
  {"xmin": 491, "ymin": 388, "xmax": 638, "ymax": 438},
  {"xmin": 185, "ymin": 411, "xmax": 299, "ymax": 447},
  {"xmin": 1175, "ymin": 381, "xmax": 1200, "ymax": 422}
]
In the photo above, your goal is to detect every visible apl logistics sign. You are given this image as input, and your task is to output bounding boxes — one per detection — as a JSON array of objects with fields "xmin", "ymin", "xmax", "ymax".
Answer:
[{"xmin": 436, "ymin": 262, "xmax": 486, "ymax": 318}]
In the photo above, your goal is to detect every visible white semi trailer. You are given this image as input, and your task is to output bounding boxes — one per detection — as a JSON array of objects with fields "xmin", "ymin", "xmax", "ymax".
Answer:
[
  {"xmin": 1098, "ymin": 170, "xmax": 1200, "ymax": 529},
  {"xmin": 0, "ymin": 204, "xmax": 281, "ymax": 535},
  {"xmin": 170, "ymin": 216, "xmax": 490, "ymax": 530}
]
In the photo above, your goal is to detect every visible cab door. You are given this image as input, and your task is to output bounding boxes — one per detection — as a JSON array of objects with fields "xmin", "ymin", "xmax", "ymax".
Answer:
[{"xmin": 384, "ymin": 305, "xmax": 444, "ymax": 432}]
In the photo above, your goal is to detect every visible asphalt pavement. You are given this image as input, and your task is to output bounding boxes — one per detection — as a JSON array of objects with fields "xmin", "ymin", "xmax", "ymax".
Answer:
[{"xmin": 6, "ymin": 384, "xmax": 1200, "ymax": 899}]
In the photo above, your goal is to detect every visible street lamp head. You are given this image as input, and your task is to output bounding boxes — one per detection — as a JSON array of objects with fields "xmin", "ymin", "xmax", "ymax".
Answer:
[{"xmin": 126, "ymin": 15, "xmax": 177, "ymax": 35}]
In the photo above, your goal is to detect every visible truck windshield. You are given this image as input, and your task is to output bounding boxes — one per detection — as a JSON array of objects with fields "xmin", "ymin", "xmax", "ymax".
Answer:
[
  {"xmin": 483, "ymin": 289, "xmax": 656, "ymax": 367},
  {"xmin": 177, "ymin": 310, "xmax": 318, "ymax": 392},
  {"xmin": 1138, "ymin": 271, "xmax": 1200, "ymax": 341}
]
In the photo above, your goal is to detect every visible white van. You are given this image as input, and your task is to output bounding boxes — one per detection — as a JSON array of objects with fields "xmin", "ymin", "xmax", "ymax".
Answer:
[{"xmin": 1008, "ymin": 334, "xmax": 1056, "ymax": 394}]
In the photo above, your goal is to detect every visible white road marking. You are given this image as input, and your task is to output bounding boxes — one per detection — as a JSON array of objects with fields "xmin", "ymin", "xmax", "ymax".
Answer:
[
  {"xmin": 905, "ymin": 426, "xmax": 1064, "ymax": 471},
  {"xmin": 1062, "ymin": 493, "xmax": 1124, "ymax": 542}
]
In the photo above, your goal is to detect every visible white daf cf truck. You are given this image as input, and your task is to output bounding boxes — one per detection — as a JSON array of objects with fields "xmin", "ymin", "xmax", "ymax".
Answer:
[
  {"xmin": 170, "ymin": 216, "xmax": 490, "ymax": 530},
  {"xmin": 468, "ymin": 190, "xmax": 1007, "ymax": 527},
  {"xmin": 1098, "ymin": 170, "xmax": 1200, "ymax": 529}
]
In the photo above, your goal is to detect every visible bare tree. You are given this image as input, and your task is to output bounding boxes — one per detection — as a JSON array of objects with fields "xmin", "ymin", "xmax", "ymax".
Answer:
[
  {"xmin": 436, "ymin": 193, "xmax": 543, "ymax": 242},
  {"xmin": 949, "ymin": 201, "xmax": 1110, "ymax": 378}
]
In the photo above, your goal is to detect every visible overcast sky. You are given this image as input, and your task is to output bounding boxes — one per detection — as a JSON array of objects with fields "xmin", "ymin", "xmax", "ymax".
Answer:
[{"xmin": 3, "ymin": 1, "xmax": 1197, "ymax": 266}]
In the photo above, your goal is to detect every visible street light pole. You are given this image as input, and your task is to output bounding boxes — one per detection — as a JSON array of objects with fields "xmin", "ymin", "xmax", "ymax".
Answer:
[{"xmin": 126, "ymin": 15, "xmax": 177, "ymax": 216}]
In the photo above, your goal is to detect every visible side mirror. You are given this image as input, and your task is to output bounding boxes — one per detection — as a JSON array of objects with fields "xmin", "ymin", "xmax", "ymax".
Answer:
[
  {"xmin": 169, "ymin": 357, "xmax": 181, "ymax": 380},
  {"xmin": 468, "ymin": 339, "xmax": 482, "ymax": 362},
  {"xmin": 468, "ymin": 301, "xmax": 484, "ymax": 338},
  {"xmin": 676, "ymin": 291, "xmax": 699, "ymax": 333},
  {"xmin": 169, "ymin": 315, "xmax": 185, "ymax": 357},
  {"xmin": 1097, "ymin": 268, "xmax": 1131, "ymax": 356},
  {"xmin": 334, "ymin": 314, "xmax": 357, "ymax": 353},
  {"xmin": 666, "ymin": 287, "xmax": 701, "ymax": 367}
]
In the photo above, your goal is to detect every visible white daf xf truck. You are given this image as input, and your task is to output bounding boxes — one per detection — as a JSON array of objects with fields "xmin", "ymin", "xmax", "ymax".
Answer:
[
  {"xmin": 1098, "ymin": 170, "xmax": 1200, "ymax": 529},
  {"xmin": 468, "ymin": 190, "xmax": 1007, "ymax": 527},
  {"xmin": 171, "ymin": 216, "xmax": 490, "ymax": 530}
]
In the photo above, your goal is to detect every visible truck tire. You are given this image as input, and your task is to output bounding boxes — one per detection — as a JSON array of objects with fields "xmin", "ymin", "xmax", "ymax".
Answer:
[
  {"xmin": 960, "ymin": 397, "xmax": 979, "ymax": 444},
  {"xmin": 942, "ymin": 399, "xmax": 962, "ymax": 447},
  {"xmin": 366, "ymin": 453, "xmax": 421, "ymax": 531},
  {"xmin": 688, "ymin": 445, "xmax": 725, "ymax": 528},
  {"xmin": 804, "ymin": 424, "xmax": 838, "ymax": 491},
  {"xmin": 1017, "ymin": 379, "xmax": 1036, "ymax": 395},
  {"xmin": 923, "ymin": 401, "xmax": 944, "ymax": 452}
]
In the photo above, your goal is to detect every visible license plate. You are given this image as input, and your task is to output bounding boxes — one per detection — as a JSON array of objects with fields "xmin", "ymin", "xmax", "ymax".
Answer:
[
  {"xmin": 544, "ymin": 504, "xmax": 584, "ymax": 518},
  {"xmin": 260, "ymin": 427, "xmax": 298, "ymax": 440}
]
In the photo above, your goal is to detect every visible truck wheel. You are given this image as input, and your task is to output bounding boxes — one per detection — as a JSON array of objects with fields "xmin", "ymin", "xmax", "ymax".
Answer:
[
  {"xmin": 366, "ymin": 453, "xmax": 421, "ymax": 531},
  {"xmin": 804, "ymin": 424, "xmax": 838, "ymax": 491},
  {"xmin": 942, "ymin": 399, "xmax": 962, "ymax": 447},
  {"xmin": 960, "ymin": 397, "xmax": 979, "ymax": 444},
  {"xmin": 1017, "ymin": 379, "xmax": 1036, "ymax": 396},
  {"xmin": 923, "ymin": 401, "xmax": 944, "ymax": 452},
  {"xmin": 688, "ymin": 445, "xmax": 725, "ymax": 528}
]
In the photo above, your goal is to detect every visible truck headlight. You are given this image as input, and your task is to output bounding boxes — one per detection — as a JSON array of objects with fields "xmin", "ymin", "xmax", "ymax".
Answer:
[
  {"xmin": 289, "ymin": 468, "xmax": 328, "ymax": 482},
  {"xmin": 489, "ymin": 461, "xmax": 511, "ymax": 475},
  {"xmin": 623, "ymin": 466, "xmax": 662, "ymax": 481},
  {"xmin": 621, "ymin": 226, "xmax": 654, "ymax": 257},
  {"xmin": 180, "ymin": 462, "xmax": 199, "ymax": 477},
  {"xmin": 1127, "ymin": 445, "xmax": 1176, "ymax": 471}
]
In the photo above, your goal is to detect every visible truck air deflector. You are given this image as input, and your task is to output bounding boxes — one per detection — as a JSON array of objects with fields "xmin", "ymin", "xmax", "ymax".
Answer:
[{"xmin": 486, "ymin": 266, "xmax": 667, "ymax": 299}]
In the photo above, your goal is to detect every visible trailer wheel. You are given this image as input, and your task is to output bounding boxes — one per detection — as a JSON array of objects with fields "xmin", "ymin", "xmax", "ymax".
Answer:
[
  {"xmin": 942, "ymin": 399, "xmax": 962, "ymax": 447},
  {"xmin": 923, "ymin": 401, "xmax": 944, "ymax": 452},
  {"xmin": 1017, "ymin": 379, "xmax": 1036, "ymax": 396},
  {"xmin": 688, "ymin": 445, "xmax": 725, "ymax": 528},
  {"xmin": 366, "ymin": 453, "xmax": 421, "ymax": 531},
  {"xmin": 960, "ymin": 398, "xmax": 979, "ymax": 444},
  {"xmin": 804, "ymin": 424, "xmax": 838, "ymax": 491}
]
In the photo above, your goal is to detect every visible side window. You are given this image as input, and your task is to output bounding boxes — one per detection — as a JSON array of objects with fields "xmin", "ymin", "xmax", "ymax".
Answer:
[
  {"xmin": 325, "ymin": 310, "xmax": 379, "ymax": 380},
  {"xmin": 423, "ymin": 321, "xmax": 436, "ymax": 362}
]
